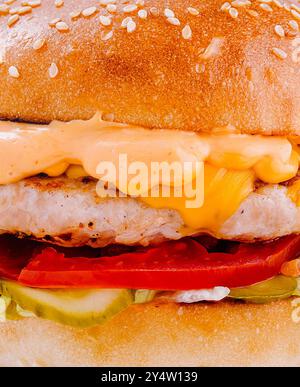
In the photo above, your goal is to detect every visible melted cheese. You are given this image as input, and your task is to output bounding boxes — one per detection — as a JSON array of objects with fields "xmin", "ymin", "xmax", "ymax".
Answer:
[
  {"xmin": 0, "ymin": 113, "xmax": 299, "ymax": 233},
  {"xmin": 141, "ymin": 164, "xmax": 255, "ymax": 232},
  {"xmin": 66, "ymin": 165, "xmax": 88, "ymax": 179}
]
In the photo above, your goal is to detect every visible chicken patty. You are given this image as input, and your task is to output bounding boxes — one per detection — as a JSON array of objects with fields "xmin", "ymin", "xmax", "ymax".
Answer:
[{"xmin": 0, "ymin": 177, "xmax": 298, "ymax": 247}]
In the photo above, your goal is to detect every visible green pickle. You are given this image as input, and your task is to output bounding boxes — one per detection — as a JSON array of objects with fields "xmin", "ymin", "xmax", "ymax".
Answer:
[
  {"xmin": 0, "ymin": 280, "xmax": 133, "ymax": 327},
  {"xmin": 134, "ymin": 290, "xmax": 157, "ymax": 304},
  {"xmin": 229, "ymin": 275, "xmax": 298, "ymax": 304}
]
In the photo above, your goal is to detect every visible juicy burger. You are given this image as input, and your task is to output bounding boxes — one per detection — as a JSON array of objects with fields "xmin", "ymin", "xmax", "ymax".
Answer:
[{"xmin": 0, "ymin": 0, "xmax": 300, "ymax": 367}]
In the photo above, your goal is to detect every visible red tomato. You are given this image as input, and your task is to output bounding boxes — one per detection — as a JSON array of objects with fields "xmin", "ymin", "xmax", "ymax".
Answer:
[{"xmin": 17, "ymin": 235, "xmax": 300, "ymax": 290}]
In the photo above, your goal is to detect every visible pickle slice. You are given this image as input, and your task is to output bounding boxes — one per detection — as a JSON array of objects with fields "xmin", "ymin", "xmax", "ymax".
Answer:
[
  {"xmin": 134, "ymin": 290, "xmax": 158, "ymax": 304},
  {"xmin": 229, "ymin": 275, "xmax": 297, "ymax": 304},
  {"xmin": 1, "ymin": 281, "xmax": 133, "ymax": 327}
]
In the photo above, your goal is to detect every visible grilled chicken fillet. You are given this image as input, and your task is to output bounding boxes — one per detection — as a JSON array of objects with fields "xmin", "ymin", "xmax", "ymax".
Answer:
[{"xmin": 0, "ymin": 176, "xmax": 298, "ymax": 247}]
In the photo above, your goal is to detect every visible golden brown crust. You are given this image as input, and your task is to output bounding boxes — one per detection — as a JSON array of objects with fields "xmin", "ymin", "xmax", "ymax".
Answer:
[
  {"xmin": 0, "ymin": 300, "xmax": 300, "ymax": 366},
  {"xmin": 0, "ymin": 0, "xmax": 300, "ymax": 134}
]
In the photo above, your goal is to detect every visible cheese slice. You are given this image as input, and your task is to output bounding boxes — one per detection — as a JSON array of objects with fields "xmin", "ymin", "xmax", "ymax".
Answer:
[{"xmin": 141, "ymin": 164, "xmax": 255, "ymax": 232}]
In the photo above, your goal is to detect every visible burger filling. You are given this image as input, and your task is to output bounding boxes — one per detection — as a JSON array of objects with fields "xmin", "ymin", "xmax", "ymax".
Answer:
[{"xmin": 0, "ymin": 115, "xmax": 299, "ymax": 327}]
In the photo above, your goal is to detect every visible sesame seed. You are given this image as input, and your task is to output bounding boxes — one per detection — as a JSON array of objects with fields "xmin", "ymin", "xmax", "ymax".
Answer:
[
  {"xmin": 291, "ymin": 9, "xmax": 300, "ymax": 21},
  {"xmin": 8, "ymin": 65, "xmax": 19, "ymax": 78},
  {"xmin": 291, "ymin": 3, "xmax": 300, "ymax": 13},
  {"xmin": 99, "ymin": 0, "xmax": 114, "ymax": 4},
  {"xmin": 201, "ymin": 37, "xmax": 224, "ymax": 59},
  {"xmin": 49, "ymin": 18, "xmax": 61, "ymax": 26},
  {"xmin": 149, "ymin": 7, "xmax": 159, "ymax": 16},
  {"xmin": 260, "ymin": 3, "xmax": 273, "ymax": 11},
  {"xmin": 55, "ymin": 21, "xmax": 69, "ymax": 31},
  {"xmin": 283, "ymin": 2, "xmax": 291, "ymax": 11},
  {"xmin": 28, "ymin": 0, "xmax": 41, "ymax": 7},
  {"xmin": 33, "ymin": 38, "xmax": 45, "ymax": 50},
  {"xmin": 187, "ymin": 7, "xmax": 199, "ymax": 16},
  {"xmin": 138, "ymin": 9, "xmax": 147, "ymax": 19},
  {"xmin": 182, "ymin": 24, "xmax": 192, "ymax": 40},
  {"xmin": 274, "ymin": 24, "xmax": 285, "ymax": 37},
  {"xmin": 101, "ymin": 30, "xmax": 113, "ymax": 41},
  {"xmin": 136, "ymin": 0, "xmax": 144, "ymax": 6},
  {"xmin": 106, "ymin": 4, "xmax": 117, "ymax": 13},
  {"xmin": 126, "ymin": 19, "xmax": 136, "ymax": 33},
  {"xmin": 99, "ymin": 15, "xmax": 111, "ymax": 26},
  {"xmin": 220, "ymin": 2, "xmax": 231, "ymax": 12},
  {"xmin": 121, "ymin": 16, "xmax": 132, "ymax": 28},
  {"xmin": 49, "ymin": 63, "xmax": 59, "ymax": 78},
  {"xmin": 229, "ymin": 7, "xmax": 239, "ymax": 18},
  {"xmin": 9, "ymin": 7, "xmax": 19, "ymax": 14},
  {"xmin": 231, "ymin": 0, "xmax": 251, "ymax": 7},
  {"xmin": 82, "ymin": 6, "xmax": 97, "ymax": 17},
  {"xmin": 0, "ymin": 4, "xmax": 9, "ymax": 13},
  {"xmin": 4, "ymin": 0, "xmax": 15, "ymax": 4},
  {"xmin": 272, "ymin": 0, "xmax": 283, "ymax": 8},
  {"xmin": 246, "ymin": 9, "xmax": 259, "ymax": 17},
  {"xmin": 164, "ymin": 8, "xmax": 174, "ymax": 18},
  {"xmin": 289, "ymin": 20, "xmax": 299, "ymax": 31},
  {"xmin": 7, "ymin": 14, "xmax": 19, "ymax": 26},
  {"xmin": 99, "ymin": 0, "xmax": 115, "ymax": 4},
  {"xmin": 55, "ymin": 0, "xmax": 63, "ymax": 8},
  {"xmin": 287, "ymin": 27, "xmax": 298, "ymax": 36},
  {"xmin": 70, "ymin": 10, "xmax": 81, "ymax": 19},
  {"xmin": 271, "ymin": 47, "xmax": 287, "ymax": 59},
  {"xmin": 18, "ymin": 6, "xmax": 32, "ymax": 15},
  {"xmin": 123, "ymin": 4, "xmax": 137, "ymax": 13},
  {"xmin": 167, "ymin": 17, "xmax": 180, "ymax": 26}
]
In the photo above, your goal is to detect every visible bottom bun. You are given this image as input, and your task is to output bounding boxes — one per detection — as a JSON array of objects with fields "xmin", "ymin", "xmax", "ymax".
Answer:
[{"xmin": 0, "ymin": 300, "xmax": 299, "ymax": 367}]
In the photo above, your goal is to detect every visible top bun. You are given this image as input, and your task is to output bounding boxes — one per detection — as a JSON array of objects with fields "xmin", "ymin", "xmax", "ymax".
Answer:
[{"xmin": 0, "ymin": 0, "xmax": 300, "ymax": 135}]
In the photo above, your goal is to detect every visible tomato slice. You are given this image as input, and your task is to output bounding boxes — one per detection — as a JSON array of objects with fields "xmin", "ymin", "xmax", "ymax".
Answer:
[{"xmin": 17, "ymin": 235, "xmax": 300, "ymax": 290}]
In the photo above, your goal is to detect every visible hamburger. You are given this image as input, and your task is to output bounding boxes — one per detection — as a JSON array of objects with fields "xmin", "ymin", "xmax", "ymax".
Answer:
[{"xmin": 0, "ymin": 0, "xmax": 300, "ymax": 367}]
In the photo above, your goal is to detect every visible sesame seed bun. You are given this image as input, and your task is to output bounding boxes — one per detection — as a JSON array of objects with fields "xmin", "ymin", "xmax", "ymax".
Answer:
[
  {"xmin": 0, "ymin": 0, "xmax": 300, "ymax": 134},
  {"xmin": 1, "ymin": 0, "xmax": 300, "ymax": 368},
  {"xmin": 0, "ymin": 299, "xmax": 300, "ymax": 366}
]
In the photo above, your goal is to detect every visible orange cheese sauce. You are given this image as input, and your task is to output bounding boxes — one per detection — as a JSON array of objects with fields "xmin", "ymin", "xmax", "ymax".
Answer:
[{"xmin": 0, "ymin": 113, "xmax": 298, "ymax": 232}]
